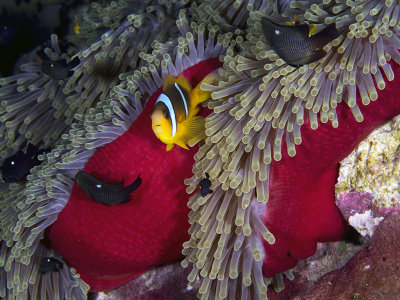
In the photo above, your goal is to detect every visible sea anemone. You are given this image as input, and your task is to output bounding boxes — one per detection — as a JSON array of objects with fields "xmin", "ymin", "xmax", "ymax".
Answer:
[{"xmin": 1, "ymin": 0, "xmax": 400, "ymax": 299}]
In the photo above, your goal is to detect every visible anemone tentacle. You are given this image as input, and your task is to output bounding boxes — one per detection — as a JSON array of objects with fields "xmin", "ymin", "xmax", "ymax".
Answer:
[{"xmin": 182, "ymin": 191, "xmax": 275, "ymax": 300}]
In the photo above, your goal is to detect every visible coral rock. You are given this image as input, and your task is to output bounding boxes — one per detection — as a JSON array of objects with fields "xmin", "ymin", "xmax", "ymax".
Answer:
[
  {"xmin": 336, "ymin": 116, "xmax": 400, "ymax": 209},
  {"xmin": 301, "ymin": 212, "xmax": 400, "ymax": 300},
  {"xmin": 94, "ymin": 263, "xmax": 198, "ymax": 300}
]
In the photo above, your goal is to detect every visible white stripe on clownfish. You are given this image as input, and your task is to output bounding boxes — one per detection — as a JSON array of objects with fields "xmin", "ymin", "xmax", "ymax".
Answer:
[
  {"xmin": 155, "ymin": 93, "xmax": 177, "ymax": 137},
  {"xmin": 174, "ymin": 83, "xmax": 189, "ymax": 119}
]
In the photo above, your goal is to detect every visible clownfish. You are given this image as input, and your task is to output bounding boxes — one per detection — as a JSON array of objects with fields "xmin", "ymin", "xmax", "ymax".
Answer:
[{"xmin": 150, "ymin": 73, "xmax": 215, "ymax": 151}]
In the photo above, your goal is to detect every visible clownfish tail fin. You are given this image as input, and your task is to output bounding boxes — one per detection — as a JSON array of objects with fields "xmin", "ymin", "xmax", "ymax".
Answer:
[{"xmin": 190, "ymin": 73, "xmax": 218, "ymax": 108}]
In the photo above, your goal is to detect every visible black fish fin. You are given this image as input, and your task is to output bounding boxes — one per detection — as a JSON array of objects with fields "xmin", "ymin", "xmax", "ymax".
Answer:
[
  {"xmin": 87, "ymin": 190, "xmax": 98, "ymax": 204},
  {"xmin": 261, "ymin": 15, "xmax": 300, "ymax": 28},
  {"xmin": 38, "ymin": 147, "xmax": 52, "ymax": 156},
  {"xmin": 125, "ymin": 175, "xmax": 142, "ymax": 194},
  {"xmin": 261, "ymin": 15, "xmax": 280, "ymax": 25},
  {"xmin": 122, "ymin": 195, "xmax": 132, "ymax": 204},
  {"xmin": 261, "ymin": 17, "xmax": 274, "ymax": 45},
  {"xmin": 308, "ymin": 48, "xmax": 328, "ymax": 64},
  {"xmin": 295, "ymin": 23, "xmax": 311, "ymax": 36},
  {"xmin": 54, "ymin": 258, "xmax": 64, "ymax": 270},
  {"xmin": 26, "ymin": 143, "xmax": 37, "ymax": 157},
  {"xmin": 68, "ymin": 56, "xmax": 80, "ymax": 69},
  {"xmin": 343, "ymin": 225, "xmax": 364, "ymax": 245},
  {"xmin": 200, "ymin": 188, "xmax": 213, "ymax": 197},
  {"xmin": 311, "ymin": 24, "xmax": 340, "ymax": 47}
]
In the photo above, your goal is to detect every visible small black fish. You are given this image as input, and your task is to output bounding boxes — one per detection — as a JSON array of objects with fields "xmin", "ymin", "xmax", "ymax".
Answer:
[
  {"xmin": 39, "ymin": 257, "xmax": 64, "ymax": 274},
  {"xmin": 1, "ymin": 144, "xmax": 45, "ymax": 183},
  {"xmin": 343, "ymin": 225, "xmax": 364, "ymax": 246},
  {"xmin": 199, "ymin": 173, "xmax": 213, "ymax": 197},
  {"xmin": 74, "ymin": 171, "xmax": 142, "ymax": 206},
  {"xmin": 261, "ymin": 17, "xmax": 339, "ymax": 67},
  {"xmin": 41, "ymin": 56, "xmax": 80, "ymax": 80}
]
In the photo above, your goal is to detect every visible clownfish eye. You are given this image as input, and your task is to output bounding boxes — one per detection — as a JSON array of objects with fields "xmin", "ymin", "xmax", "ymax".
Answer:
[{"xmin": 163, "ymin": 110, "xmax": 170, "ymax": 119}]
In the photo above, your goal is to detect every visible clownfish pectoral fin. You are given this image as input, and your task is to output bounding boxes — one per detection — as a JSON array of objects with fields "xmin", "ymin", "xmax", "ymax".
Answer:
[
  {"xmin": 189, "ymin": 87, "xmax": 211, "ymax": 109},
  {"xmin": 178, "ymin": 115, "xmax": 205, "ymax": 149},
  {"xmin": 166, "ymin": 144, "xmax": 175, "ymax": 151}
]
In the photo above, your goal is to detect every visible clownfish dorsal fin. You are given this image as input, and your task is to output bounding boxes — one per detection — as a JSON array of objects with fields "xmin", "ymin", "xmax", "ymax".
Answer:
[
  {"xmin": 175, "ymin": 75, "xmax": 192, "ymax": 91},
  {"xmin": 163, "ymin": 74, "xmax": 177, "ymax": 89},
  {"xmin": 163, "ymin": 74, "xmax": 192, "ymax": 92}
]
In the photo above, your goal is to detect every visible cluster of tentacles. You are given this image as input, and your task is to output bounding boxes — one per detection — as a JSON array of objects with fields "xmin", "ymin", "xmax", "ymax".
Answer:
[{"xmin": 0, "ymin": 0, "xmax": 399, "ymax": 299}]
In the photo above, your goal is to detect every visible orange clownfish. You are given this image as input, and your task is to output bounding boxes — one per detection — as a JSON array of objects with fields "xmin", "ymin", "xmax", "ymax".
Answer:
[{"xmin": 150, "ymin": 74, "xmax": 214, "ymax": 151}]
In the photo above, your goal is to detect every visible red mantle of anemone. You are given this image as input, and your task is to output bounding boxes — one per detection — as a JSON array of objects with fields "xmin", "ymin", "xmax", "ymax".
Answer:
[
  {"xmin": 48, "ymin": 58, "xmax": 222, "ymax": 291},
  {"xmin": 49, "ymin": 56, "xmax": 400, "ymax": 292},
  {"xmin": 262, "ymin": 61, "xmax": 400, "ymax": 277}
]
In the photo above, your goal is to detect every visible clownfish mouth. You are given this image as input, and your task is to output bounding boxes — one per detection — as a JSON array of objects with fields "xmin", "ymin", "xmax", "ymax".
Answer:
[{"xmin": 152, "ymin": 124, "xmax": 164, "ymax": 138}]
